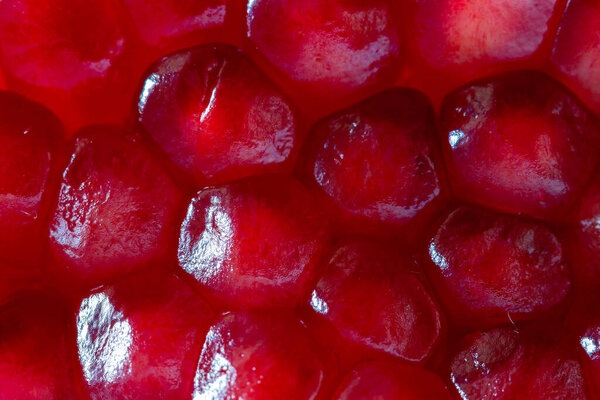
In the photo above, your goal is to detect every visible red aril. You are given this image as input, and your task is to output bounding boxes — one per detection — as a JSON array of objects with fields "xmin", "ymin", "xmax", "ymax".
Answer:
[
  {"xmin": 406, "ymin": 0, "xmax": 560, "ymax": 76},
  {"xmin": 0, "ymin": 0, "xmax": 139, "ymax": 132},
  {"xmin": 449, "ymin": 324, "xmax": 589, "ymax": 399},
  {"xmin": 76, "ymin": 268, "xmax": 214, "ymax": 399},
  {"xmin": 0, "ymin": 91, "xmax": 63, "ymax": 274},
  {"xmin": 332, "ymin": 361, "xmax": 451, "ymax": 400},
  {"xmin": 426, "ymin": 206, "xmax": 571, "ymax": 330},
  {"xmin": 123, "ymin": 0, "xmax": 226, "ymax": 52},
  {"xmin": 551, "ymin": 0, "xmax": 600, "ymax": 116},
  {"xmin": 246, "ymin": 0, "xmax": 401, "ymax": 112},
  {"xmin": 304, "ymin": 240, "xmax": 443, "ymax": 365},
  {"xmin": 137, "ymin": 44, "xmax": 300, "ymax": 187},
  {"xmin": 564, "ymin": 172, "xmax": 600, "ymax": 286},
  {"xmin": 193, "ymin": 311, "xmax": 330, "ymax": 400},
  {"xmin": 299, "ymin": 88, "xmax": 447, "ymax": 236},
  {"xmin": 0, "ymin": 293, "xmax": 86, "ymax": 399},
  {"xmin": 439, "ymin": 71, "xmax": 600, "ymax": 220},
  {"xmin": 178, "ymin": 175, "xmax": 331, "ymax": 310},
  {"xmin": 48, "ymin": 125, "xmax": 184, "ymax": 289}
]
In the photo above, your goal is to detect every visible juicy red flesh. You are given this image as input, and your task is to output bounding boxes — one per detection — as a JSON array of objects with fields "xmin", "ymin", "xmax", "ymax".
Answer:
[
  {"xmin": 0, "ymin": 91, "xmax": 63, "ymax": 274},
  {"xmin": 0, "ymin": 0, "xmax": 138, "ymax": 132},
  {"xmin": 76, "ymin": 268, "xmax": 214, "ymax": 399},
  {"xmin": 178, "ymin": 175, "xmax": 331, "ymax": 310},
  {"xmin": 406, "ymin": 0, "xmax": 559, "ymax": 75},
  {"xmin": 579, "ymin": 322, "xmax": 600, "ymax": 399},
  {"xmin": 449, "ymin": 324, "xmax": 589, "ymax": 399},
  {"xmin": 2, "ymin": 0, "xmax": 600, "ymax": 397},
  {"xmin": 332, "ymin": 361, "xmax": 451, "ymax": 400},
  {"xmin": 565, "ymin": 172, "xmax": 600, "ymax": 286},
  {"xmin": 426, "ymin": 206, "xmax": 571, "ymax": 330},
  {"xmin": 304, "ymin": 240, "xmax": 443, "ymax": 365},
  {"xmin": 300, "ymin": 88, "xmax": 447, "ymax": 236},
  {"xmin": 551, "ymin": 0, "xmax": 600, "ymax": 116},
  {"xmin": 440, "ymin": 71, "xmax": 600, "ymax": 220},
  {"xmin": 123, "ymin": 0, "xmax": 226, "ymax": 50},
  {"xmin": 246, "ymin": 0, "xmax": 401, "ymax": 111},
  {"xmin": 193, "ymin": 311, "xmax": 329, "ymax": 400},
  {"xmin": 137, "ymin": 44, "xmax": 300, "ymax": 187},
  {"xmin": 48, "ymin": 126, "xmax": 184, "ymax": 289},
  {"xmin": 0, "ymin": 293, "xmax": 85, "ymax": 399}
]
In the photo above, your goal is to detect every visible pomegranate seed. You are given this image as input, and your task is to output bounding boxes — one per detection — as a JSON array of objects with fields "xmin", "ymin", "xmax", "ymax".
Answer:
[
  {"xmin": 439, "ymin": 71, "xmax": 600, "ymax": 220},
  {"xmin": 137, "ymin": 44, "xmax": 300, "ymax": 187},
  {"xmin": 76, "ymin": 268, "xmax": 214, "ymax": 399},
  {"xmin": 48, "ymin": 125, "xmax": 184, "ymax": 289},
  {"xmin": 178, "ymin": 175, "xmax": 331, "ymax": 310}
]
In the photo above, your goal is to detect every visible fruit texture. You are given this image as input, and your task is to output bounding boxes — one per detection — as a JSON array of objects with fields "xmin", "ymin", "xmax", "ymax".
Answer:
[
  {"xmin": 137, "ymin": 44, "xmax": 300, "ymax": 187},
  {"xmin": 246, "ymin": 0, "xmax": 401, "ymax": 113},
  {"xmin": 439, "ymin": 71, "xmax": 600, "ymax": 220},
  {"xmin": 123, "ymin": 0, "xmax": 226, "ymax": 52},
  {"xmin": 331, "ymin": 361, "xmax": 451, "ymax": 400},
  {"xmin": 193, "ymin": 311, "xmax": 331, "ymax": 400},
  {"xmin": 0, "ymin": 294, "xmax": 85, "ymax": 399},
  {"xmin": 304, "ymin": 240, "xmax": 443, "ymax": 366},
  {"xmin": 426, "ymin": 206, "xmax": 571, "ymax": 330},
  {"xmin": 299, "ymin": 88, "xmax": 447, "ymax": 236},
  {"xmin": 0, "ymin": 0, "xmax": 139, "ymax": 132},
  {"xmin": 0, "ymin": 91, "xmax": 63, "ymax": 275},
  {"xmin": 551, "ymin": 0, "xmax": 600, "ymax": 115},
  {"xmin": 178, "ymin": 175, "xmax": 331, "ymax": 310},
  {"xmin": 449, "ymin": 324, "xmax": 589, "ymax": 399},
  {"xmin": 76, "ymin": 269, "xmax": 214, "ymax": 399},
  {"xmin": 48, "ymin": 126, "xmax": 184, "ymax": 289}
]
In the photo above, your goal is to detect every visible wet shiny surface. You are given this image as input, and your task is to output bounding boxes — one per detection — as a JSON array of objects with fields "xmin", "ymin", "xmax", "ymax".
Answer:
[
  {"xmin": 306, "ymin": 240, "xmax": 443, "ymax": 364},
  {"xmin": 193, "ymin": 311, "xmax": 326, "ymax": 400},
  {"xmin": 137, "ymin": 44, "xmax": 299, "ymax": 187},
  {"xmin": 450, "ymin": 324, "xmax": 589, "ymax": 399},
  {"xmin": 302, "ymin": 89, "xmax": 446, "ymax": 235},
  {"xmin": 0, "ymin": 0, "xmax": 138, "ymax": 131},
  {"xmin": 76, "ymin": 269, "xmax": 214, "ymax": 399},
  {"xmin": 332, "ymin": 361, "xmax": 451, "ymax": 400},
  {"xmin": 123, "ymin": 0, "xmax": 226, "ymax": 49},
  {"xmin": 178, "ymin": 175, "xmax": 331, "ymax": 310},
  {"xmin": 408, "ymin": 0, "xmax": 558, "ymax": 72},
  {"xmin": 48, "ymin": 126, "xmax": 184, "ymax": 288},
  {"xmin": 0, "ymin": 91, "xmax": 63, "ymax": 272},
  {"xmin": 440, "ymin": 71, "xmax": 600, "ymax": 220},
  {"xmin": 426, "ymin": 206, "xmax": 571, "ymax": 329},
  {"xmin": 551, "ymin": 0, "xmax": 600, "ymax": 116},
  {"xmin": 247, "ymin": 0, "xmax": 401, "ymax": 97}
]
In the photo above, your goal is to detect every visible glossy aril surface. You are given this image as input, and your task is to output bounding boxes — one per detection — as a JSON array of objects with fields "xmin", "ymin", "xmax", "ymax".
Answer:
[
  {"xmin": 426, "ymin": 206, "xmax": 571, "ymax": 329},
  {"xmin": 332, "ymin": 361, "xmax": 451, "ymax": 400},
  {"xmin": 48, "ymin": 126, "xmax": 184, "ymax": 289},
  {"xmin": 0, "ymin": 91, "xmax": 63, "ymax": 273},
  {"xmin": 551, "ymin": 0, "xmax": 600, "ymax": 115},
  {"xmin": 193, "ymin": 311, "xmax": 329, "ymax": 400},
  {"xmin": 566, "ymin": 172, "xmax": 600, "ymax": 286},
  {"xmin": 407, "ymin": 0, "xmax": 559, "ymax": 75},
  {"xmin": 305, "ymin": 240, "xmax": 443, "ymax": 365},
  {"xmin": 76, "ymin": 269, "xmax": 214, "ymax": 399},
  {"xmin": 137, "ymin": 44, "xmax": 299, "ymax": 187},
  {"xmin": 0, "ymin": 293, "xmax": 84, "ymax": 399},
  {"xmin": 300, "ymin": 88, "xmax": 446, "ymax": 235},
  {"xmin": 246, "ymin": 0, "xmax": 401, "ymax": 104},
  {"xmin": 123, "ymin": 0, "xmax": 226, "ymax": 50},
  {"xmin": 178, "ymin": 175, "xmax": 331, "ymax": 310},
  {"xmin": 449, "ymin": 324, "xmax": 589, "ymax": 399},
  {"xmin": 579, "ymin": 321, "xmax": 600, "ymax": 399},
  {"xmin": 0, "ymin": 0, "xmax": 138, "ymax": 132},
  {"xmin": 440, "ymin": 71, "xmax": 600, "ymax": 220}
]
